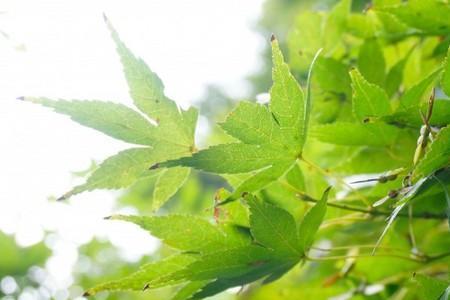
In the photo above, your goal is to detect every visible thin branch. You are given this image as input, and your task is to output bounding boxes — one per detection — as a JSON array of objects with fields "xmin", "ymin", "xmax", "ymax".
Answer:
[
  {"xmin": 307, "ymin": 250, "xmax": 450, "ymax": 264},
  {"xmin": 408, "ymin": 204, "xmax": 418, "ymax": 250},
  {"xmin": 311, "ymin": 244, "xmax": 407, "ymax": 252},
  {"xmin": 426, "ymin": 251, "xmax": 450, "ymax": 262},
  {"xmin": 297, "ymin": 193, "xmax": 447, "ymax": 220},
  {"xmin": 306, "ymin": 253, "xmax": 424, "ymax": 263},
  {"xmin": 301, "ymin": 158, "xmax": 371, "ymax": 206}
]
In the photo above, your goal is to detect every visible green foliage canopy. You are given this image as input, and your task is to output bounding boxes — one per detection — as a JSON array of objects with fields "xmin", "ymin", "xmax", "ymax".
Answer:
[{"xmin": 22, "ymin": 1, "xmax": 450, "ymax": 299}]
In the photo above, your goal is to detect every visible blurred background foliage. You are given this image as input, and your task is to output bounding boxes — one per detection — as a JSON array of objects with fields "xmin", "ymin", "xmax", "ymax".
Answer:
[{"xmin": 3, "ymin": 0, "xmax": 450, "ymax": 299}]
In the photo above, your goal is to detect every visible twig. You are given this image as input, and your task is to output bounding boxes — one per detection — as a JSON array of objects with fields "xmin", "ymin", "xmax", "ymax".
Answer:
[
  {"xmin": 306, "ymin": 253, "xmax": 424, "ymax": 263},
  {"xmin": 311, "ymin": 244, "xmax": 407, "ymax": 252},
  {"xmin": 297, "ymin": 193, "xmax": 447, "ymax": 220},
  {"xmin": 307, "ymin": 250, "xmax": 450, "ymax": 264},
  {"xmin": 301, "ymin": 158, "xmax": 371, "ymax": 206}
]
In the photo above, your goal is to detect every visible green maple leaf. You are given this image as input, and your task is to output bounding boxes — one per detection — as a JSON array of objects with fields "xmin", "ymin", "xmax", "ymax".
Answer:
[
  {"xmin": 85, "ymin": 188, "xmax": 332, "ymax": 299},
  {"xmin": 21, "ymin": 17, "xmax": 197, "ymax": 210},
  {"xmin": 158, "ymin": 38, "xmax": 321, "ymax": 201}
]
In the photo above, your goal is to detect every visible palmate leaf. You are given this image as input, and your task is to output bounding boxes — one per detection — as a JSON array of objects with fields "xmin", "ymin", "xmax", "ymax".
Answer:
[
  {"xmin": 85, "ymin": 192, "xmax": 339, "ymax": 298},
  {"xmin": 159, "ymin": 38, "xmax": 321, "ymax": 201},
  {"xmin": 22, "ymin": 18, "xmax": 197, "ymax": 208},
  {"xmin": 89, "ymin": 190, "xmax": 333, "ymax": 298}
]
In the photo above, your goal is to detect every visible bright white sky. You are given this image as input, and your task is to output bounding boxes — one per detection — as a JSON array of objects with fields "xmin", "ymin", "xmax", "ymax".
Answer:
[{"xmin": 0, "ymin": 0, "xmax": 264, "ymax": 298}]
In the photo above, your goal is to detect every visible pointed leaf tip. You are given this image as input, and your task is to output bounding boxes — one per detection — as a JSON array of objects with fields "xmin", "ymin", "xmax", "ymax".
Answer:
[
  {"xmin": 56, "ymin": 195, "xmax": 66, "ymax": 201},
  {"xmin": 270, "ymin": 34, "xmax": 276, "ymax": 42},
  {"xmin": 82, "ymin": 291, "xmax": 91, "ymax": 297},
  {"xmin": 16, "ymin": 96, "xmax": 25, "ymax": 101},
  {"xmin": 102, "ymin": 12, "xmax": 108, "ymax": 22},
  {"xmin": 105, "ymin": 215, "xmax": 124, "ymax": 221}
]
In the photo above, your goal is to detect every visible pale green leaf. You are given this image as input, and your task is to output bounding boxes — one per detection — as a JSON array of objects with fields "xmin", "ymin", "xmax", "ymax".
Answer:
[
  {"xmin": 246, "ymin": 194, "xmax": 301, "ymax": 258},
  {"xmin": 160, "ymin": 143, "xmax": 292, "ymax": 174},
  {"xmin": 105, "ymin": 17, "xmax": 197, "ymax": 148},
  {"xmin": 298, "ymin": 187, "xmax": 331, "ymax": 254},
  {"xmin": 310, "ymin": 122, "xmax": 400, "ymax": 147},
  {"xmin": 413, "ymin": 126, "xmax": 450, "ymax": 179},
  {"xmin": 414, "ymin": 274, "xmax": 449, "ymax": 300},
  {"xmin": 24, "ymin": 98, "xmax": 159, "ymax": 146},
  {"xmin": 347, "ymin": 13, "xmax": 376, "ymax": 39},
  {"xmin": 25, "ymin": 19, "xmax": 198, "ymax": 200},
  {"xmin": 158, "ymin": 40, "xmax": 320, "ymax": 199},
  {"xmin": 315, "ymin": 57, "xmax": 351, "ymax": 100},
  {"xmin": 400, "ymin": 68, "xmax": 442, "ymax": 109},
  {"xmin": 357, "ymin": 39, "xmax": 386, "ymax": 86},
  {"xmin": 61, "ymin": 147, "xmax": 175, "ymax": 199},
  {"xmin": 152, "ymin": 167, "xmax": 190, "ymax": 211},
  {"xmin": 287, "ymin": 0, "xmax": 348, "ymax": 70},
  {"xmin": 323, "ymin": 0, "xmax": 351, "ymax": 52},
  {"xmin": 288, "ymin": 11, "xmax": 324, "ymax": 70},
  {"xmin": 270, "ymin": 38, "xmax": 305, "ymax": 150},
  {"xmin": 84, "ymin": 254, "xmax": 196, "ymax": 296},
  {"xmin": 381, "ymin": 0, "xmax": 450, "ymax": 35},
  {"xmin": 219, "ymin": 101, "xmax": 287, "ymax": 149},
  {"xmin": 285, "ymin": 163, "xmax": 306, "ymax": 192},
  {"xmin": 385, "ymin": 54, "xmax": 409, "ymax": 97},
  {"xmin": 225, "ymin": 162, "xmax": 292, "ymax": 203},
  {"xmin": 109, "ymin": 214, "xmax": 249, "ymax": 253},
  {"xmin": 350, "ymin": 69, "xmax": 391, "ymax": 121}
]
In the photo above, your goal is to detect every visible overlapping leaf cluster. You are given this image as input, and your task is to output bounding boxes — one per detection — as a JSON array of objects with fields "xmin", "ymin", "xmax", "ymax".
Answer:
[
  {"xmin": 22, "ymin": 0, "xmax": 450, "ymax": 299},
  {"xmin": 159, "ymin": 37, "xmax": 319, "ymax": 202},
  {"xmin": 84, "ymin": 190, "xmax": 329, "ymax": 299}
]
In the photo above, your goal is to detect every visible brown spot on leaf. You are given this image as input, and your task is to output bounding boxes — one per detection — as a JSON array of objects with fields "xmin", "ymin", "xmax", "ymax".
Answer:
[{"xmin": 149, "ymin": 163, "xmax": 160, "ymax": 170}]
